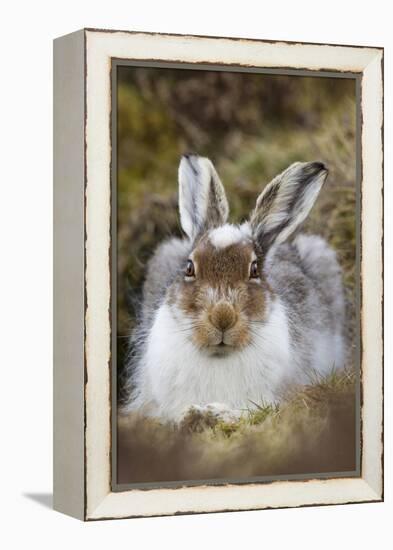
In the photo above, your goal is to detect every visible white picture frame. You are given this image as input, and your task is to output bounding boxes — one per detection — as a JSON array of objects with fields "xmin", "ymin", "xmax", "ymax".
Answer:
[{"xmin": 53, "ymin": 28, "xmax": 383, "ymax": 521}]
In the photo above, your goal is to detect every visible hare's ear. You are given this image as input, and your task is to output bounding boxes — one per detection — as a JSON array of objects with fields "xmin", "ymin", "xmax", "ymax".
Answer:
[
  {"xmin": 250, "ymin": 161, "xmax": 328, "ymax": 251},
  {"xmin": 178, "ymin": 154, "xmax": 229, "ymax": 240}
]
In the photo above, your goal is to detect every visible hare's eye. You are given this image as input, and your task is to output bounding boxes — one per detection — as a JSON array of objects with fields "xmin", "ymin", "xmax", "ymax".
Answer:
[
  {"xmin": 185, "ymin": 259, "xmax": 195, "ymax": 278},
  {"xmin": 249, "ymin": 260, "xmax": 259, "ymax": 279}
]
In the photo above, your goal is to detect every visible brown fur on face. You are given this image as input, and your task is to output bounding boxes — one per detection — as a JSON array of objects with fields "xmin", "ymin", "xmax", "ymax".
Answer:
[{"xmin": 171, "ymin": 233, "xmax": 268, "ymax": 355}]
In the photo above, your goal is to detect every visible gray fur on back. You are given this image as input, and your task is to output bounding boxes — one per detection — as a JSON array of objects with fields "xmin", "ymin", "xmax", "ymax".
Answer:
[
  {"xmin": 140, "ymin": 237, "xmax": 192, "ymax": 327},
  {"xmin": 124, "ymin": 237, "xmax": 192, "ymax": 392},
  {"xmin": 265, "ymin": 233, "xmax": 346, "ymax": 375}
]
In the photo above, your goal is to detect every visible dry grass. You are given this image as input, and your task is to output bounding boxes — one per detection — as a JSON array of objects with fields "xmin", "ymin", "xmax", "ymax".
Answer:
[{"xmin": 117, "ymin": 369, "xmax": 357, "ymax": 484}]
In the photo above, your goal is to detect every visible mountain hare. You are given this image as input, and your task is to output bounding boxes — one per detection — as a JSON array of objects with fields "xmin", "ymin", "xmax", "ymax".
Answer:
[{"xmin": 123, "ymin": 155, "xmax": 345, "ymax": 422}]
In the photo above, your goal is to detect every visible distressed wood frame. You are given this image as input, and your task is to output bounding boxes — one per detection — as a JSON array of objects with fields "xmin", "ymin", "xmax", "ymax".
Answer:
[{"xmin": 53, "ymin": 28, "xmax": 384, "ymax": 521}]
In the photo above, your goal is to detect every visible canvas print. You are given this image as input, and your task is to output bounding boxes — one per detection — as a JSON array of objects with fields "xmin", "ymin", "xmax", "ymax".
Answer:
[{"xmin": 115, "ymin": 66, "xmax": 358, "ymax": 486}]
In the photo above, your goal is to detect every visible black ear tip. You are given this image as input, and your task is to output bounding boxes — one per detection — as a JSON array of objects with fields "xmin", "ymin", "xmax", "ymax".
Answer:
[
  {"xmin": 182, "ymin": 151, "xmax": 199, "ymax": 160},
  {"xmin": 181, "ymin": 153, "xmax": 200, "ymax": 175},
  {"xmin": 310, "ymin": 161, "xmax": 328, "ymax": 173}
]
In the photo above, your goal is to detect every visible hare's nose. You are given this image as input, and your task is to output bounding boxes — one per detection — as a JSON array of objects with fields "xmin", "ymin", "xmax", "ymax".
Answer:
[{"xmin": 210, "ymin": 302, "xmax": 237, "ymax": 331}]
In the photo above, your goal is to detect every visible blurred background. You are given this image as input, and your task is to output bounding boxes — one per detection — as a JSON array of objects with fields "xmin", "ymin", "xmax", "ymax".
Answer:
[{"xmin": 117, "ymin": 66, "xmax": 357, "ymax": 393}]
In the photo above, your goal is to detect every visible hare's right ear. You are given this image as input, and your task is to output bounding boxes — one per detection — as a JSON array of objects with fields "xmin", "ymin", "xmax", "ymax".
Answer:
[
  {"xmin": 178, "ymin": 154, "xmax": 229, "ymax": 241},
  {"xmin": 250, "ymin": 161, "xmax": 328, "ymax": 251}
]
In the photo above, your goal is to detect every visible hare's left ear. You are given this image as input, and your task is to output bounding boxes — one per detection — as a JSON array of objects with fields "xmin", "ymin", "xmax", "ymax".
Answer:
[
  {"xmin": 178, "ymin": 154, "xmax": 229, "ymax": 241},
  {"xmin": 250, "ymin": 161, "xmax": 328, "ymax": 251}
]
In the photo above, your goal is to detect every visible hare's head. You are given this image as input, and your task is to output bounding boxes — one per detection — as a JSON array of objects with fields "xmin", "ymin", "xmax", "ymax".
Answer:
[{"xmin": 167, "ymin": 154, "xmax": 328, "ymax": 357}]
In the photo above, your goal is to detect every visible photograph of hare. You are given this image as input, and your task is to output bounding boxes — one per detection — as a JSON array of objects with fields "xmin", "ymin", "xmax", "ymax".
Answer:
[{"xmin": 116, "ymin": 66, "xmax": 358, "ymax": 485}]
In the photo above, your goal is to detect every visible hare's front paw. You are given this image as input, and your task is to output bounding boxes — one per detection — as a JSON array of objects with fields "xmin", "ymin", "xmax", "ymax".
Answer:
[{"xmin": 179, "ymin": 402, "xmax": 241, "ymax": 432}]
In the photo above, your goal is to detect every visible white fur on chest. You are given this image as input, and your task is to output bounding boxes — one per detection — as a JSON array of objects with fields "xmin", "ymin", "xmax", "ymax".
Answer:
[{"xmin": 134, "ymin": 298, "xmax": 293, "ymax": 420}]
